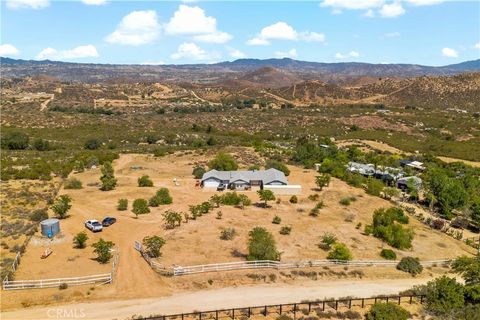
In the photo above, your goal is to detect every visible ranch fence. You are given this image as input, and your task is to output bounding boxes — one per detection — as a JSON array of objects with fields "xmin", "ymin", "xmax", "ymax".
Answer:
[
  {"xmin": 2, "ymin": 250, "xmax": 120, "ymax": 290},
  {"xmin": 140, "ymin": 294, "xmax": 427, "ymax": 320},
  {"xmin": 171, "ymin": 259, "xmax": 450, "ymax": 276}
]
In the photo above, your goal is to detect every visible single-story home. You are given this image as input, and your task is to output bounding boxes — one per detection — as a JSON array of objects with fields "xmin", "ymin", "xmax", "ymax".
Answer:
[
  {"xmin": 400, "ymin": 160, "xmax": 425, "ymax": 171},
  {"xmin": 201, "ymin": 168, "xmax": 288, "ymax": 190},
  {"xmin": 396, "ymin": 176, "xmax": 422, "ymax": 190},
  {"xmin": 347, "ymin": 162, "xmax": 376, "ymax": 176}
]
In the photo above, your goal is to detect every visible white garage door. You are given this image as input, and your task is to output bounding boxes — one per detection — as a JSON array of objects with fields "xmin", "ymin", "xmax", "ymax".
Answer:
[{"xmin": 204, "ymin": 180, "xmax": 220, "ymax": 188}]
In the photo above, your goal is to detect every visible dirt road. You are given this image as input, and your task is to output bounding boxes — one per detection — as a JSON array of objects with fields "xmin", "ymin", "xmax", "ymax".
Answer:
[{"xmin": 1, "ymin": 278, "xmax": 433, "ymax": 320}]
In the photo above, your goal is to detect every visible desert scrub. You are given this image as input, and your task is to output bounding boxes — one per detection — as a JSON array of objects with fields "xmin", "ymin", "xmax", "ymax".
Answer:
[
  {"xmin": 380, "ymin": 249, "xmax": 397, "ymax": 260},
  {"xmin": 397, "ymin": 257, "xmax": 423, "ymax": 276},
  {"xmin": 272, "ymin": 215, "xmax": 282, "ymax": 224},
  {"xmin": 117, "ymin": 198, "xmax": 128, "ymax": 211},
  {"xmin": 220, "ymin": 228, "xmax": 236, "ymax": 240},
  {"xmin": 289, "ymin": 195, "xmax": 298, "ymax": 203},
  {"xmin": 64, "ymin": 178, "xmax": 83, "ymax": 189},
  {"xmin": 279, "ymin": 225, "xmax": 292, "ymax": 235}
]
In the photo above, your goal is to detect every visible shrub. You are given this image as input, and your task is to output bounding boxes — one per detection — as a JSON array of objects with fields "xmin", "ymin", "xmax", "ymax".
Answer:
[
  {"xmin": 308, "ymin": 194, "xmax": 319, "ymax": 201},
  {"xmin": 289, "ymin": 195, "xmax": 298, "ymax": 204},
  {"xmin": 59, "ymin": 283, "xmax": 68, "ymax": 290},
  {"xmin": 51, "ymin": 195, "xmax": 72, "ymax": 219},
  {"xmin": 220, "ymin": 228, "xmax": 236, "ymax": 240},
  {"xmin": 327, "ymin": 243, "xmax": 352, "ymax": 261},
  {"xmin": 208, "ymin": 152, "xmax": 238, "ymax": 171},
  {"xmin": 156, "ymin": 188, "xmax": 173, "ymax": 204},
  {"xmin": 73, "ymin": 232, "xmax": 88, "ymax": 249},
  {"xmin": 1, "ymin": 131, "xmax": 29, "ymax": 150},
  {"xmin": 64, "ymin": 178, "xmax": 83, "ymax": 189},
  {"xmin": 371, "ymin": 207, "xmax": 413, "ymax": 249},
  {"xmin": 84, "ymin": 139, "xmax": 101, "ymax": 150},
  {"xmin": 192, "ymin": 166, "xmax": 206, "ymax": 179},
  {"xmin": 320, "ymin": 232, "xmax": 337, "ymax": 249},
  {"xmin": 425, "ymin": 276, "xmax": 465, "ymax": 315},
  {"xmin": 91, "ymin": 238, "xmax": 114, "ymax": 264},
  {"xmin": 279, "ymin": 225, "xmax": 292, "ymax": 235},
  {"xmin": 247, "ymin": 227, "xmax": 280, "ymax": 261},
  {"xmin": 162, "ymin": 210, "xmax": 182, "ymax": 229},
  {"xmin": 117, "ymin": 199, "xmax": 128, "ymax": 211},
  {"xmin": 216, "ymin": 211, "xmax": 223, "ymax": 219},
  {"xmin": 138, "ymin": 175, "xmax": 153, "ymax": 187},
  {"xmin": 33, "ymin": 139, "xmax": 50, "ymax": 151},
  {"xmin": 30, "ymin": 208, "xmax": 48, "ymax": 222},
  {"xmin": 142, "ymin": 236, "xmax": 166, "ymax": 258},
  {"xmin": 365, "ymin": 302, "xmax": 409, "ymax": 320},
  {"xmin": 339, "ymin": 198, "xmax": 351, "ymax": 206},
  {"xmin": 380, "ymin": 249, "xmax": 397, "ymax": 260},
  {"xmin": 272, "ymin": 215, "xmax": 282, "ymax": 224},
  {"xmin": 265, "ymin": 160, "xmax": 290, "ymax": 176},
  {"xmin": 366, "ymin": 177, "xmax": 384, "ymax": 196},
  {"xmin": 132, "ymin": 199, "xmax": 150, "ymax": 217},
  {"xmin": 397, "ymin": 257, "xmax": 423, "ymax": 276}
]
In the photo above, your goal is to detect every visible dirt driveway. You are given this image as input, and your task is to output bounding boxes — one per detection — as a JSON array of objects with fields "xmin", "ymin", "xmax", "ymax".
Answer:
[{"xmin": 1, "ymin": 277, "xmax": 434, "ymax": 320}]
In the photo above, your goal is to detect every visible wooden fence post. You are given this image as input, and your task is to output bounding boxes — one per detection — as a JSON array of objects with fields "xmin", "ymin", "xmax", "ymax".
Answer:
[
  {"xmin": 308, "ymin": 302, "xmax": 311, "ymax": 313},
  {"xmin": 361, "ymin": 298, "xmax": 364, "ymax": 308},
  {"xmin": 348, "ymin": 299, "xmax": 352, "ymax": 309},
  {"xmin": 322, "ymin": 301, "xmax": 325, "ymax": 311},
  {"xmin": 398, "ymin": 296, "xmax": 401, "ymax": 305},
  {"xmin": 409, "ymin": 296, "xmax": 413, "ymax": 304},
  {"xmin": 293, "ymin": 303, "xmax": 297, "ymax": 320},
  {"xmin": 335, "ymin": 301, "xmax": 338, "ymax": 310},
  {"xmin": 215, "ymin": 310, "xmax": 218, "ymax": 320}
]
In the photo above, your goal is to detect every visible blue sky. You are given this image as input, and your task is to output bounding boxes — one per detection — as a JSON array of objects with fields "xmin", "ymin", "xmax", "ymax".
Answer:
[{"xmin": 1, "ymin": 0, "xmax": 479, "ymax": 65}]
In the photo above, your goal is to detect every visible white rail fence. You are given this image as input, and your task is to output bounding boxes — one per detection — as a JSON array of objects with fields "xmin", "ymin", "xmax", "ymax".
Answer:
[
  {"xmin": 171, "ymin": 259, "xmax": 451, "ymax": 276},
  {"xmin": 2, "ymin": 250, "xmax": 120, "ymax": 290}
]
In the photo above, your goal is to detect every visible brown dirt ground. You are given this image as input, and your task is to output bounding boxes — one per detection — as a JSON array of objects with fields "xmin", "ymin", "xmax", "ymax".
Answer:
[{"xmin": 1, "ymin": 151, "xmax": 475, "ymax": 312}]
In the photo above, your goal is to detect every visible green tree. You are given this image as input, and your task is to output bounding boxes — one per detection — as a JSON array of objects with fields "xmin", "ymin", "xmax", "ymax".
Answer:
[
  {"xmin": 451, "ymin": 256, "xmax": 480, "ymax": 285},
  {"xmin": 117, "ymin": 199, "xmax": 128, "ymax": 211},
  {"xmin": 327, "ymin": 243, "xmax": 352, "ymax": 261},
  {"xmin": 247, "ymin": 227, "xmax": 280, "ymax": 261},
  {"xmin": 315, "ymin": 174, "xmax": 331, "ymax": 191},
  {"xmin": 149, "ymin": 188, "xmax": 172, "ymax": 206},
  {"xmin": 33, "ymin": 138, "xmax": 50, "ymax": 151},
  {"xmin": 142, "ymin": 236, "xmax": 166, "ymax": 258},
  {"xmin": 132, "ymin": 198, "xmax": 150, "ymax": 217},
  {"xmin": 84, "ymin": 138, "xmax": 101, "ymax": 150},
  {"xmin": 265, "ymin": 160, "xmax": 290, "ymax": 176},
  {"xmin": 51, "ymin": 195, "xmax": 72, "ymax": 219},
  {"xmin": 1, "ymin": 131, "xmax": 29, "ymax": 150},
  {"xmin": 91, "ymin": 238, "xmax": 114, "ymax": 264},
  {"xmin": 73, "ymin": 232, "xmax": 88, "ymax": 249},
  {"xmin": 365, "ymin": 302, "xmax": 410, "ymax": 320},
  {"xmin": 100, "ymin": 162, "xmax": 117, "ymax": 191},
  {"xmin": 257, "ymin": 189, "xmax": 276, "ymax": 207},
  {"xmin": 366, "ymin": 177, "xmax": 384, "ymax": 196},
  {"xmin": 162, "ymin": 210, "xmax": 182, "ymax": 229},
  {"xmin": 208, "ymin": 152, "xmax": 238, "ymax": 171},
  {"xmin": 192, "ymin": 166, "xmax": 206, "ymax": 179},
  {"xmin": 383, "ymin": 187, "xmax": 400, "ymax": 200},
  {"xmin": 138, "ymin": 175, "xmax": 154, "ymax": 187},
  {"xmin": 424, "ymin": 276, "xmax": 465, "ymax": 315}
]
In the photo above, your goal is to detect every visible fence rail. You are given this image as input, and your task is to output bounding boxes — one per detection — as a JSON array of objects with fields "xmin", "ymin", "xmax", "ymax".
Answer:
[
  {"xmin": 172, "ymin": 259, "xmax": 450, "ymax": 276},
  {"xmin": 2, "ymin": 250, "xmax": 120, "ymax": 290},
  {"xmin": 141, "ymin": 294, "xmax": 427, "ymax": 320}
]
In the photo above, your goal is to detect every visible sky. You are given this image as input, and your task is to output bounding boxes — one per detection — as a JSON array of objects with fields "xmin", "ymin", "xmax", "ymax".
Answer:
[{"xmin": 0, "ymin": 0, "xmax": 479, "ymax": 66}]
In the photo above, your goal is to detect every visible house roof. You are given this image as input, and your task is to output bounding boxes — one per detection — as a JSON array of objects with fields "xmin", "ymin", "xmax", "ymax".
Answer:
[{"xmin": 201, "ymin": 168, "xmax": 288, "ymax": 185}]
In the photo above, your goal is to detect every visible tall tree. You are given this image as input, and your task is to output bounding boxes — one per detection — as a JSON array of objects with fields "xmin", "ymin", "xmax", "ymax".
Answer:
[{"xmin": 100, "ymin": 161, "xmax": 117, "ymax": 191}]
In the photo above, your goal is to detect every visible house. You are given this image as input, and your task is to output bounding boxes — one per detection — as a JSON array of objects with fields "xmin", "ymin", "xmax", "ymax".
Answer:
[
  {"xmin": 400, "ymin": 160, "xmax": 425, "ymax": 171},
  {"xmin": 396, "ymin": 176, "xmax": 422, "ymax": 191},
  {"xmin": 201, "ymin": 168, "xmax": 288, "ymax": 190},
  {"xmin": 347, "ymin": 162, "xmax": 376, "ymax": 176}
]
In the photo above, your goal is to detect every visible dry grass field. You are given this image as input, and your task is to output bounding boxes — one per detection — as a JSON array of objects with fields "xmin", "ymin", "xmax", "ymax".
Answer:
[{"xmin": 1, "ymin": 149, "xmax": 476, "ymax": 312}]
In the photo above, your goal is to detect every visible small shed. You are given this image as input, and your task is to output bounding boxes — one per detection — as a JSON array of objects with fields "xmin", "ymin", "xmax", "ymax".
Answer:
[{"xmin": 40, "ymin": 218, "xmax": 60, "ymax": 238}]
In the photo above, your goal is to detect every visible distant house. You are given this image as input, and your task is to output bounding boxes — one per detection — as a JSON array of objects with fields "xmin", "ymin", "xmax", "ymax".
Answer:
[
  {"xmin": 400, "ymin": 160, "xmax": 425, "ymax": 171},
  {"xmin": 201, "ymin": 168, "xmax": 288, "ymax": 190},
  {"xmin": 396, "ymin": 176, "xmax": 422, "ymax": 191},
  {"xmin": 347, "ymin": 162, "xmax": 375, "ymax": 176}
]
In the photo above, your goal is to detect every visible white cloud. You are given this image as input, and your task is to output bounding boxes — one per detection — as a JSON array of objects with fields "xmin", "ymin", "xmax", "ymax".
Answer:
[
  {"xmin": 475, "ymin": 43, "xmax": 480, "ymax": 49},
  {"xmin": 105, "ymin": 10, "xmax": 160, "ymax": 46},
  {"xmin": 193, "ymin": 31, "xmax": 232, "ymax": 44},
  {"xmin": 441, "ymin": 47, "xmax": 458, "ymax": 58},
  {"xmin": 247, "ymin": 22, "xmax": 325, "ymax": 46},
  {"xmin": 140, "ymin": 61, "xmax": 165, "ymax": 65},
  {"xmin": 6, "ymin": 0, "xmax": 49, "ymax": 9},
  {"xmin": 274, "ymin": 48, "xmax": 298, "ymax": 59},
  {"xmin": 81, "ymin": 0, "xmax": 108, "ymax": 5},
  {"xmin": 406, "ymin": 0, "xmax": 444, "ymax": 6},
  {"xmin": 379, "ymin": 2, "xmax": 405, "ymax": 17},
  {"xmin": 384, "ymin": 31, "xmax": 401, "ymax": 37},
  {"xmin": 227, "ymin": 47, "xmax": 246, "ymax": 59},
  {"xmin": 320, "ymin": 0, "xmax": 384, "ymax": 10},
  {"xmin": 335, "ymin": 51, "xmax": 360, "ymax": 59},
  {"xmin": 165, "ymin": 5, "xmax": 216, "ymax": 35},
  {"xmin": 363, "ymin": 9, "xmax": 375, "ymax": 17},
  {"xmin": 165, "ymin": 5, "xmax": 231, "ymax": 44},
  {"xmin": 36, "ymin": 45, "xmax": 99, "ymax": 60},
  {"xmin": 171, "ymin": 42, "xmax": 219, "ymax": 61},
  {"xmin": 0, "ymin": 44, "xmax": 20, "ymax": 56}
]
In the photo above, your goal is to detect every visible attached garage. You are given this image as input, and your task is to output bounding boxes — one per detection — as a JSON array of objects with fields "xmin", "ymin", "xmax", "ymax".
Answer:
[{"xmin": 202, "ymin": 178, "xmax": 221, "ymax": 188}]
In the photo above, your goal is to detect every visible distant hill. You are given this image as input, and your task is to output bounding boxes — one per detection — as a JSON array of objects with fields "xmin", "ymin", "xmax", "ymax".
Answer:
[{"xmin": 1, "ymin": 57, "xmax": 479, "ymax": 84}]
